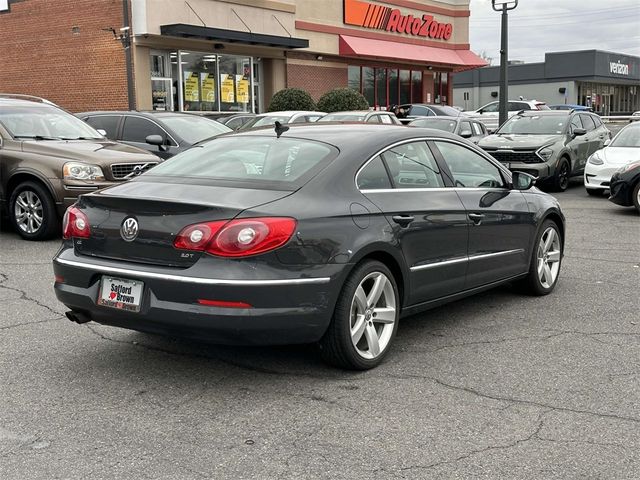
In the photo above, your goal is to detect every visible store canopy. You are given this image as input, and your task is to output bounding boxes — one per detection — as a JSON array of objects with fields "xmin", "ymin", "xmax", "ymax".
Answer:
[
  {"xmin": 160, "ymin": 24, "xmax": 309, "ymax": 49},
  {"xmin": 339, "ymin": 35, "xmax": 487, "ymax": 72}
]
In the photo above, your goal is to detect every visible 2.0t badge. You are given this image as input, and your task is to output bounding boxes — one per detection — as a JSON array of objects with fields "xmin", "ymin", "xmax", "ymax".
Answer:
[{"xmin": 120, "ymin": 217, "xmax": 139, "ymax": 242}]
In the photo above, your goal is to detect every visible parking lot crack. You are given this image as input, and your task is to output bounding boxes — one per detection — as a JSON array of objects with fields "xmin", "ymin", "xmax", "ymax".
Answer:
[
  {"xmin": 0, "ymin": 316, "xmax": 64, "ymax": 331},
  {"xmin": 0, "ymin": 273, "xmax": 63, "ymax": 317}
]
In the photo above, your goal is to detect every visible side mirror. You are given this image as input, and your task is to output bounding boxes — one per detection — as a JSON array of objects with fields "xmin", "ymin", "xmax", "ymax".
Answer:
[
  {"xmin": 603, "ymin": 138, "xmax": 611, "ymax": 146},
  {"xmin": 511, "ymin": 171, "xmax": 536, "ymax": 190},
  {"xmin": 460, "ymin": 130, "xmax": 473, "ymax": 139},
  {"xmin": 145, "ymin": 134, "xmax": 169, "ymax": 152},
  {"xmin": 572, "ymin": 127, "xmax": 587, "ymax": 137},
  {"xmin": 96, "ymin": 129, "xmax": 108, "ymax": 137}
]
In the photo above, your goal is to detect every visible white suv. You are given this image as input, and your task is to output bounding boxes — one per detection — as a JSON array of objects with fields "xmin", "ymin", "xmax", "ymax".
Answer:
[{"xmin": 464, "ymin": 100, "xmax": 549, "ymax": 132}]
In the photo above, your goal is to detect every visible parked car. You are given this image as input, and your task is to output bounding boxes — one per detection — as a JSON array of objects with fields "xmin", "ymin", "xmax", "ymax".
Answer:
[
  {"xmin": 53, "ymin": 123, "xmax": 565, "ymax": 370},
  {"xmin": 396, "ymin": 104, "xmax": 461, "ymax": 124},
  {"xmin": 479, "ymin": 110, "xmax": 610, "ymax": 191},
  {"xmin": 197, "ymin": 113, "xmax": 256, "ymax": 131},
  {"xmin": 584, "ymin": 122, "xmax": 640, "ymax": 196},
  {"xmin": 77, "ymin": 111, "xmax": 231, "ymax": 159},
  {"xmin": 549, "ymin": 104, "xmax": 594, "ymax": 112},
  {"xmin": 464, "ymin": 99, "xmax": 549, "ymax": 132},
  {"xmin": 318, "ymin": 110, "xmax": 401, "ymax": 124},
  {"xmin": 408, "ymin": 116, "xmax": 488, "ymax": 144},
  {"xmin": 608, "ymin": 161, "xmax": 640, "ymax": 213},
  {"xmin": 0, "ymin": 95, "xmax": 160, "ymax": 240},
  {"xmin": 239, "ymin": 111, "xmax": 326, "ymax": 130}
]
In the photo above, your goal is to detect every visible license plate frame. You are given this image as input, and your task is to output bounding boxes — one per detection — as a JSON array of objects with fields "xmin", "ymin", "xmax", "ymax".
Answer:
[{"xmin": 97, "ymin": 276, "xmax": 144, "ymax": 312}]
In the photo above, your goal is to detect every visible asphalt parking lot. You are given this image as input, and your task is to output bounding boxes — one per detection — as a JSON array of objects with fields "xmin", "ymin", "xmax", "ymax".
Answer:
[{"xmin": 1, "ymin": 183, "xmax": 638, "ymax": 480}]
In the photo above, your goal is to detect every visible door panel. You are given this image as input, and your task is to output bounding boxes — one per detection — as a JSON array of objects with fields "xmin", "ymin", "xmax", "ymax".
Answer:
[{"xmin": 431, "ymin": 140, "xmax": 534, "ymax": 289}]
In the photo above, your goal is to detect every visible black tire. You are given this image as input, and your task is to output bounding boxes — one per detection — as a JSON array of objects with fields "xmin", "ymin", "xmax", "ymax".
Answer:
[
  {"xmin": 516, "ymin": 220, "xmax": 563, "ymax": 296},
  {"xmin": 552, "ymin": 158, "xmax": 571, "ymax": 192},
  {"xmin": 586, "ymin": 188, "xmax": 604, "ymax": 197},
  {"xmin": 9, "ymin": 181, "xmax": 59, "ymax": 240},
  {"xmin": 319, "ymin": 260, "xmax": 400, "ymax": 370},
  {"xmin": 633, "ymin": 182, "xmax": 640, "ymax": 213}
]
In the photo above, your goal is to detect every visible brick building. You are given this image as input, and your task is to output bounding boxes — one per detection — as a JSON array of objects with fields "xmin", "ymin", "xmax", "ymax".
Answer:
[{"xmin": 0, "ymin": 0, "xmax": 485, "ymax": 113}]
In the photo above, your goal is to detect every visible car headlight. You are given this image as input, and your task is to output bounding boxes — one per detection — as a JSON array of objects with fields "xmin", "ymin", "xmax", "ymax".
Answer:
[
  {"xmin": 63, "ymin": 162, "xmax": 105, "ymax": 181},
  {"xmin": 588, "ymin": 151, "xmax": 604, "ymax": 165},
  {"xmin": 536, "ymin": 147, "xmax": 554, "ymax": 161}
]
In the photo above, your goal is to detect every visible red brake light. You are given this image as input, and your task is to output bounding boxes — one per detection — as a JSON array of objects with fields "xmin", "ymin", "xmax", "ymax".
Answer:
[
  {"xmin": 62, "ymin": 206, "xmax": 90, "ymax": 239},
  {"xmin": 173, "ymin": 217, "xmax": 297, "ymax": 257}
]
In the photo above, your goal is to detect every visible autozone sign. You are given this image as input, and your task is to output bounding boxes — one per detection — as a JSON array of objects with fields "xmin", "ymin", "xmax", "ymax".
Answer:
[{"xmin": 343, "ymin": 0, "xmax": 453, "ymax": 40}]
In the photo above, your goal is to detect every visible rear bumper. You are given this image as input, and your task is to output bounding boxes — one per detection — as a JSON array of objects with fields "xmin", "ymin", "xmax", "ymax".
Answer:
[{"xmin": 53, "ymin": 248, "xmax": 345, "ymax": 345}]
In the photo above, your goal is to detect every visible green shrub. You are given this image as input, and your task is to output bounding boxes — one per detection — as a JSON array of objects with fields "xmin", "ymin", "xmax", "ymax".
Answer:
[
  {"xmin": 267, "ymin": 88, "xmax": 316, "ymax": 112},
  {"xmin": 316, "ymin": 88, "xmax": 369, "ymax": 112}
]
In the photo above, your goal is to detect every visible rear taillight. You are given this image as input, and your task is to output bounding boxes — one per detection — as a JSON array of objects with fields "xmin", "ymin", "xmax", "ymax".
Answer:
[
  {"xmin": 173, "ymin": 217, "xmax": 297, "ymax": 257},
  {"xmin": 62, "ymin": 206, "xmax": 90, "ymax": 239}
]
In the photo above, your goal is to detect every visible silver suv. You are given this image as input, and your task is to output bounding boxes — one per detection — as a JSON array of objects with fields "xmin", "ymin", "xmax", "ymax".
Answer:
[{"xmin": 478, "ymin": 110, "xmax": 610, "ymax": 191}]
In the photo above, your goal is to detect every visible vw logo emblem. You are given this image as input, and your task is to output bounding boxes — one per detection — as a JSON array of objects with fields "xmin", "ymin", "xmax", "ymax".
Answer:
[{"xmin": 121, "ymin": 217, "xmax": 139, "ymax": 242}]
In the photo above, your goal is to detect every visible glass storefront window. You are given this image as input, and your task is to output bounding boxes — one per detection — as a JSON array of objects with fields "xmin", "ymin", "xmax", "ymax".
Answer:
[
  {"xmin": 375, "ymin": 68, "xmax": 387, "ymax": 108},
  {"xmin": 412, "ymin": 71, "xmax": 423, "ymax": 103},
  {"xmin": 153, "ymin": 50, "xmax": 254, "ymax": 113},
  {"xmin": 362, "ymin": 67, "xmax": 374, "ymax": 107},
  {"xmin": 399, "ymin": 70, "xmax": 410, "ymax": 104},
  {"xmin": 388, "ymin": 69, "xmax": 399, "ymax": 106},
  {"xmin": 348, "ymin": 65, "xmax": 361, "ymax": 91}
]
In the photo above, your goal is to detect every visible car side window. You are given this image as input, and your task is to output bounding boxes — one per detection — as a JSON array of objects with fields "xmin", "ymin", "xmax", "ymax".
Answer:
[
  {"xmin": 381, "ymin": 141, "xmax": 445, "ymax": 188},
  {"xmin": 471, "ymin": 122, "xmax": 484, "ymax": 135},
  {"xmin": 357, "ymin": 155, "xmax": 392, "ymax": 190},
  {"xmin": 225, "ymin": 117, "xmax": 244, "ymax": 130},
  {"xmin": 85, "ymin": 115, "xmax": 120, "ymax": 139},
  {"xmin": 434, "ymin": 141, "xmax": 505, "ymax": 188},
  {"xmin": 410, "ymin": 106, "xmax": 429, "ymax": 116},
  {"xmin": 367, "ymin": 115, "xmax": 381, "ymax": 124},
  {"xmin": 592, "ymin": 115, "xmax": 603, "ymax": 127},
  {"xmin": 570, "ymin": 115, "xmax": 583, "ymax": 131},
  {"xmin": 121, "ymin": 116, "xmax": 166, "ymax": 143},
  {"xmin": 580, "ymin": 114, "xmax": 596, "ymax": 131},
  {"xmin": 459, "ymin": 121, "xmax": 472, "ymax": 134},
  {"xmin": 379, "ymin": 114, "xmax": 393, "ymax": 125}
]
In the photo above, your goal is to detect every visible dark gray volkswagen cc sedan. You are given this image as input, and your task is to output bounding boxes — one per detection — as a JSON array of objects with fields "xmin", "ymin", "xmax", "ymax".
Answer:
[{"xmin": 53, "ymin": 124, "xmax": 565, "ymax": 370}]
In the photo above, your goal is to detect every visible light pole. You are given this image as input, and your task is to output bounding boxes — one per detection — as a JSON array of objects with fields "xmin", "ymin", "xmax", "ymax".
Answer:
[{"xmin": 492, "ymin": 0, "xmax": 518, "ymax": 128}]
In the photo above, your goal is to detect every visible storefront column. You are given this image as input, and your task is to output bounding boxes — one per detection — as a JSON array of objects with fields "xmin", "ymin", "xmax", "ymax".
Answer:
[{"xmin": 263, "ymin": 58, "xmax": 287, "ymax": 110}]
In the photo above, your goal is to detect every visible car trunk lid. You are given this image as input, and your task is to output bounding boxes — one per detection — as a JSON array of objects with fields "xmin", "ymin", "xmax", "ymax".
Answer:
[{"xmin": 73, "ymin": 180, "xmax": 292, "ymax": 267}]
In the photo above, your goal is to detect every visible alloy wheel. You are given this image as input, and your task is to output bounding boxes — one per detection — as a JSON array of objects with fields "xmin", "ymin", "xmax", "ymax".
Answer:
[
  {"xmin": 536, "ymin": 227, "xmax": 561, "ymax": 289},
  {"xmin": 14, "ymin": 190, "xmax": 44, "ymax": 234},
  {"xmin": 558, "ymin": 162, "xmax": 569, "ymax": 190},
  {"xmin": 349, "ymin": 272, "xmax": 396, "ymax": 359}
]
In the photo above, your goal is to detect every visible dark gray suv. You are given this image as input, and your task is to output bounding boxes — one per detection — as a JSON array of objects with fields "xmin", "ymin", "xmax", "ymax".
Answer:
[{"xmin": 479, "ymin": 110, "xmax": 610, "ymax": 191}]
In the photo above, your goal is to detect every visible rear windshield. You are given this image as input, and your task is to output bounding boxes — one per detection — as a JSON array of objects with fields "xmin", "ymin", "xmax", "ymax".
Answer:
[
  {"xmin": 410, "ymin": 118, "xmax": 457, "ymax": 132},
  {"xmin": 497, "ymin": 115, "xmax": 568, "ymax": 135},
  {"xmin": 161, "ymin": 116, "xmax": 231, "ymax": 144},
  {"xmin": 246, "ymin": 115, "xmax": 292, "ymax": 129},
  {"xmin": 319, "ymin": 114, "xmax": 366, "ymax": 122},
  {"xmin": 145, "ymin": 136, "xmax": 338, "ymax": 188}
]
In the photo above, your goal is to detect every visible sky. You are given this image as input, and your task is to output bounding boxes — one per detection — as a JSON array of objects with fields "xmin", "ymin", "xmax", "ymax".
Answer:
[{"xmin": 468, "ymin": 0, "xmax": 640, "ymax": 65}]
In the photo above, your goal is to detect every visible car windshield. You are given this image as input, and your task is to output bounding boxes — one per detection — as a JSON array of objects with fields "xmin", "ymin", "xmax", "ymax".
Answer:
[
  {"xmin": 610, "ymin": 127, "xmax": 640, "ymax": 147},
  {"xmin": 0, "ymin": 105, "xmax": 104, "ymax": 140},
  {"xmin": 410, "ymin": 119, "xmax": 457, "ymax": 132},
  {"xmin": 161, "ymin": 116, "xmax": 231, "ymax": 144},
  {"xmin": 145, "ymin": 136, "xmax": 338, "ymax": 188},
  {"xmin": 318, "ymin": 114, "xmax": 366, "ymax": 122},
  {"xmin": 497, "ymin": 115, "xmax": 568, "ymax": 135}
]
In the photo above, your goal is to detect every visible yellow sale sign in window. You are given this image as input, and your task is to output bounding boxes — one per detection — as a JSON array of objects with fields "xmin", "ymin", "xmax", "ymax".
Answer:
[
  {"xmin": 236, "ymin": 75, "xmax": 250, "ymax": 104},
  {"xmin": 184, "ymin": 71, "xmax": 200, "ymax": 102},
  {"xmin": 201, "ymin": 73, "xmax": 216, "ymax": 103},
  {"xmin": 220, "ymin": 74, "xmax": 235, "ymax": 103}
]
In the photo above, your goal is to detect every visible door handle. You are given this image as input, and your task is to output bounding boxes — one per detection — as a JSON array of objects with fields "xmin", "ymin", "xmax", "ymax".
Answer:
[
  {"xmin": 392, "ymin": 215, "xmax": 414, "ymax": 227},
  {"xmin": 468, "ymin": 213, "xmax": 485, "ymax": 225}
]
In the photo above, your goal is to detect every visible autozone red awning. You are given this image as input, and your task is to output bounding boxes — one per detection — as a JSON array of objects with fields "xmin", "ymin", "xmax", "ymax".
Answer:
[{"xmin": 339, "ymin": 35, "xmax": 487, "ymax": 72}]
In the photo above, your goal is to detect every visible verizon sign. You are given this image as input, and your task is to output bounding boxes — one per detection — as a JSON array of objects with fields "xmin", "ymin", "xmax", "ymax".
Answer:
[
  {"xmin": 610, "ymin": 61, "xmax": 630, "ymax": 76},
  {"xmin": 0, "ymin": 0, "xmax": 8, "ymax": 12}
]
